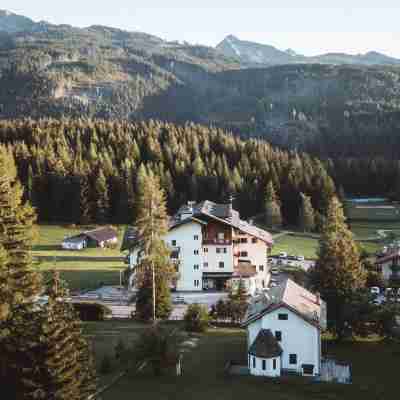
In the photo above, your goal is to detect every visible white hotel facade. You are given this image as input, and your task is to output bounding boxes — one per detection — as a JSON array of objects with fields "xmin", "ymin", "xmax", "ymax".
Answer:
[{"xmin": 122, "ymin": 200, "xmax": 273, "ymax": 294}]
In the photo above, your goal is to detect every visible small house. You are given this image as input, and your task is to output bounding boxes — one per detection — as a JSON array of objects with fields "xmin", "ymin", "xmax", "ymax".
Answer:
[
  {"xmin": 242, "ymin": 279, "xmax": 326, "ymax": 378},
  {"xmin": 62, "ymin": 227, "xmax": 118, "ymax": 250}
]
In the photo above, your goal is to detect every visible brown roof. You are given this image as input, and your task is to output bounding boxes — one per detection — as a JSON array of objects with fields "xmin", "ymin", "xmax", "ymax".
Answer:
[
  {"xmin": 248, "ymin": 329, "xmax": 283, "ymax": 358},
  {"xmin": 233, "ymin": 263, "xmax": 257, "ymax": 278},
  {"xmin": 84, "ymin": 227, "xmax": 118, "ymax": 243},
  {"xmin": 243, "ymin": 279, "xmax": 327, "ymax": 330},
  {"xmin": 376, "ymin": 251, "xmax": 400, "ymax": 264}
]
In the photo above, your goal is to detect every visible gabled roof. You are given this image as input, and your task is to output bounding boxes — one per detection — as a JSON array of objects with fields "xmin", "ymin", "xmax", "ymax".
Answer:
[
  {"xmin": 242, "ymin": 279, "xmax": 327, "ymax": 330},
  {"xmin": 120, "ymin": 216, "xmax": 206, "ymax": 252},
  {"xmin": 178, "ymin": 200, "xmax": 273, "ymax": 245},
  {"xmin": 248, "ymin": 329, "xmax": 283, "ymax": 359},
  {"xmin": 64, "ymin": 227, "xmax": 117, "ymax": 244}
]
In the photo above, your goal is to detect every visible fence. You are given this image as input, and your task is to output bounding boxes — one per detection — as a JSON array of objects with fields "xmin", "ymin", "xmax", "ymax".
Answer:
[{"xmin": 320, "ymin": 358, "xmax": 351, "ymax": 384}]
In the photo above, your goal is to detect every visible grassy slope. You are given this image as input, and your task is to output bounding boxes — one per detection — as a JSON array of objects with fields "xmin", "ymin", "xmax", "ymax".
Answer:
[{"xmin": 84, "ymin": 322, "xmax": 397, "ymax": 400}]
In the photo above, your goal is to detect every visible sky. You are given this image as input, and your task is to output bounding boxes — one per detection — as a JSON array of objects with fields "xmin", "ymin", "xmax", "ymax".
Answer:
[{"xmin": 3, "ymin": 1, "xmax": 400, "ymax": 57}]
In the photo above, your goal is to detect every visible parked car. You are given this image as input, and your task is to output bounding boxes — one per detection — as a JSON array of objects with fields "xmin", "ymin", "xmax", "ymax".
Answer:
[
  {"xmin": 296, "ymin": 255, "xmax": 305, "ymax": 261},
  {"xmin": 271, "ymin": 268, "xmax": 279, "ymax": 275},
  {"xmin": 278, "ymin": 252, "xmax": 287, "ymax": 259},
  {"xmin": 173, "ymin": 296, "xmax": 186, "ymax": 305},
  {"xmin": 370, "ymin": 286, "xmax": 380, "ymax": 296},
  {"xmin": 270, "ymin": 282, "xmax": 278, "ymax": 288},
  {"xmin": 286, "ymin": 260, "xmax": 296, "ymax": 267}
]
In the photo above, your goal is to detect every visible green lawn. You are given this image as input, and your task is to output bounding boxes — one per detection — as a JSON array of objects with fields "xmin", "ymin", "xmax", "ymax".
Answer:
[
  {"xmin": 84, "ymin": 322, "xmax": 397, "ymax": 400},
  {"xmin": 271, "ymin": 235, "xmax": 319, "ymax": 259},
  {"xmin": 34, "ymin": 225, "xmax": 127, "ymax": 291},
  {"xmin": 348, "ymin": 220, "xmax": 400, "ymax": 238}
]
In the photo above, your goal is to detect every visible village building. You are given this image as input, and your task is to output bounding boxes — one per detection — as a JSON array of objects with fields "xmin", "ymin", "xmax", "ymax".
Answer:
[
  {"xmin": 375, "ymin": 248, "xmax": 400, "ymax": 282},
  {"xmin": 62, "ymin": 227, "xmax": 118, "ymax": 250},
  {"xmin": 242, "ymin": 279, "xmax": 326, "ymax": 378},
  {"xmin": 121, "ymin": 200, "xmax": 273, "ymax": 293}
]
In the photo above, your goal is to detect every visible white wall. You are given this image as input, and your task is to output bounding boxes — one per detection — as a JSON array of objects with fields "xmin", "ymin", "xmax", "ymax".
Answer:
[
  {"xmin": 247, "ymin": 307, "xmax": 320, "ymax": 375},
  {"xmin": 165, "ymin": 222, "xmax": 203, "ymax": 291},
  {"xmin": 203, "ymin": 244, "xmax": 234, "ymax": 272},
  {"xmin": 249, "ymin": 355, "xmax": 281, "ymax": 377}
]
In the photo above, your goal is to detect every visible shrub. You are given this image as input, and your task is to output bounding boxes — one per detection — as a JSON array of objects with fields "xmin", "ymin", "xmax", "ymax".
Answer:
[
  {"xmin": 184, "ymin": 303, "xmax": 210, "ymax": 333},
  {"xmin": 72, "ymin": 302, "xmax": 112, "ymax": 321}
]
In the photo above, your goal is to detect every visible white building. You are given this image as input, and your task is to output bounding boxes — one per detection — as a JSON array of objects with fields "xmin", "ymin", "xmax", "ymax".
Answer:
[
  {"xmin": 376, "ymin": 250, "xmax": 400, "ymax": 282},
  {"xmin": 121, "ymin": 200, "xmax": 273, "ymax": 293},
  {"xmin": 242, "ymin": 279, "xmax": 327, "ymax": 378}
]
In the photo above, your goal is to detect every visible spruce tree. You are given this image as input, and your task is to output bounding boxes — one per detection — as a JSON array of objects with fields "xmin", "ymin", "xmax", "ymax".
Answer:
[
  {"xmin": 134, "ymin": 166, "xmax": 174, "ymax": 322},
  {"xmin": 264, "ymin": 181, "xmax": 282, "ymax": 228},
  {"xmin": 37, "ymin": 272, "xmax": 97, "ymax": 400},
  {"xmin": 298, "ymin": 192, "xmax": 315, "ymax": 232},
  {"xmin": 94, "ymin": 169, "xmax": 109, "ymax": 224},
  {"xmin": 79, "ymin": 175, "xmax": 91, "ymax": 225},
  {"xmin": 310, "ymin": 196, "xmax": 366, "ymax": 340}
]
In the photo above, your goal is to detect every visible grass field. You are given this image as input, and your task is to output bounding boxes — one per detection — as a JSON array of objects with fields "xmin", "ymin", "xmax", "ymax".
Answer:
[
  {"xmin": 33, "ymin": 225, "xmax": 126, "ymax": 291},
  {"xmin": 84, "ymin": 321, "xmax": 397, "ymax": 400},
  {"xmin": 271, "ymin": 234, "xmax": 380, "ymax": 259}
]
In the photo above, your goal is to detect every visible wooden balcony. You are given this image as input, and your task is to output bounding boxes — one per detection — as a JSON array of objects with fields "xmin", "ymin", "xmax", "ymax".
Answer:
[{"xmin": 203, "ymin": 239, "xmax": 232, "ymax": 245}]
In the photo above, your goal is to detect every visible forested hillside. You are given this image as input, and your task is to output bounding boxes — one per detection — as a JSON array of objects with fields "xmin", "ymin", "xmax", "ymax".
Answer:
[
  {"xmin": 0, "ymin": 15, "xmax": 400, "ymax": 159},
  {"xmin": 0, "ymin": 119, "xmax": 336, "ymax": 225}
]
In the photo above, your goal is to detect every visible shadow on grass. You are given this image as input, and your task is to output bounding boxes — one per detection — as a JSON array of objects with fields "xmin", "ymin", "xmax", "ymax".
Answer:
[{"xmin": 33, "ymin": 244, "xmax": 61, "ymax": 252}]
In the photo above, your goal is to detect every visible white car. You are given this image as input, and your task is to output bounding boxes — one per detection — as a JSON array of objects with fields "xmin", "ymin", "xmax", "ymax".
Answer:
[
  {"xmin": 287, "ymin": 260, "xmax": 296, "ymax": 267},
  {"xmin": 271, "ymin": 268, "xmax": 279, "ymax": 275},
  {"xmin": 296, "ymin": 255, "xmax": 305, "ymax": 262},
  {"xmin": 370, "ymin": 286, "xmax": 380, "ymax": 296},
  {"xmin": 278, "ymin": 252, "xmax": 287, "ymax": 259},
  {"xmin": 270, "ymin": 282, "xmax": 278, "ymax": 288}
]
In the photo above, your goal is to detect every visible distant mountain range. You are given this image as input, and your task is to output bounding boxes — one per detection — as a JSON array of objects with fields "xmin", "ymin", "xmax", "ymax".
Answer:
[
  {"xmin": 216, "ymin": 35, "xmax": 400, "ymax": 66},
  {"xmin": 1, "ymin": 9, "xmax": 400, "ymax": 67},
  {"xmin": 1, "ymin": 9, "xmax": 400, "ymax": 159}
]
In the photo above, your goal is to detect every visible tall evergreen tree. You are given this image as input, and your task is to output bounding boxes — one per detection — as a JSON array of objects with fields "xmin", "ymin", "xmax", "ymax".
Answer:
[
  {"xmin": 94, "ymin": 169, "xmax": 109, "ymax": 224},
  {"xmin": 298, "ymin": 192, "xmax": 316, "ymax": 232},
  {"xmin": 310, "ymin": 196, "xmax": 366, "ymax": 340},
  {"xmin": 79, "ymin": 175, "xmax": 91, "ymax": 225},
  {"xmin": 134, "ymin": 166, "xmax": 174, "ymax": 322},
  {"xmin": 264, "ymin": 181, "xmax": 282, "ymax": 228}
]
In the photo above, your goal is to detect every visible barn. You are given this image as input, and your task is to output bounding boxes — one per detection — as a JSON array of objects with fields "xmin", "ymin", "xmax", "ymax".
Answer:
[{"xmin": 62, "ymin": 227, "xmax": 118, "ymax": 250}]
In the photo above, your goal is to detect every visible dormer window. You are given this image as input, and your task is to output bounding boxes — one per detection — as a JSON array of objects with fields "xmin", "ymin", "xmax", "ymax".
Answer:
[{"xmin": 278, "ymin": 313, "xmax": 288, "ymax": 320}]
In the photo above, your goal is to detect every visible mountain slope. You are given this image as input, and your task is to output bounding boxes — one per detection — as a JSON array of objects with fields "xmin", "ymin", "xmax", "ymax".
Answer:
[
  {"xmin": 0, "ymin": 9, "xmax": 36, "ymax": 33},
  {"xmin": 216, "ymin": 35, "xmax": 400, "ymax": 67}
]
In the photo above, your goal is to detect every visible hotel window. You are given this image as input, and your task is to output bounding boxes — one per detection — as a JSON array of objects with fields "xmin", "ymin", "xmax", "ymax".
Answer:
[
  {"xmin": 194, "ymin": 280, "xmax": 200, "ymax": 287},
  {"xmin": 262, "ymin": 360, "xmax": 266, "ymax": 370},
  {"xmin": 194, "ymin": 249, "xmax": 199, "ymax": 255},
  {"xmin": 289, "ymin": 354, "xmax": 297, "ymax": 365},
  {"xmin": 216, "ymin": 248, "xmax": 221, "ymax": 254},
  {"xmin": 203, "ymin": 262, "xmax": 208, "ymax": 268},
  {"xmin": 219, "ymin": 262, "xmax": 224, "ymax": 269},
  {"xmin": 194, "ymin": 264, "xmax": 199, "ymax": 270},
  {"xmin": 259, "ymin": 265, "xmax": 264, "ymax": 271},
  {"xmin": 278, "ymin": 313, "xmax": 288, "ymax": 320},
  {"xmin": 240, "ymin": 251, "xmax": 248, "ymax": 257},
  {"xmin": 223, "ymin": 248, "xmax": 227, "ymax": 253},
  {"xmin": 252, "ymin": 357, "xmax": 256, "ymax": 368},
  {"xmin": 252, "ymin": 238, "xmax": 258, "ymax": 243},
  {"xmin": 204, "ymin": 247, "xmax": 208, "ymax": 253},
  {"xmin": 194, "ymin": 235, "xmax": 199, "ymax": 240},
  {"xmin": 240, "ymin": 238, "xmax": 248, "ymax": 243},
  {"xmin": 273, "ymin": 359, "xmax": 277, "ymax": 370},
  {"xmin": 218, "ymin": 232, "xmax": 225, "ymax": 240},
  {"xmin": 172, "ymin": 240, "xmax": 177, "ymax": 246}
]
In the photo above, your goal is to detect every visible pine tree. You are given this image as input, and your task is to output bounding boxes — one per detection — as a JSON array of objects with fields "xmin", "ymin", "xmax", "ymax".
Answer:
[
  {"xmin": 310, "ymin": 196, "xmax": 366, "ymax": 340},
  {"xmin": 79, "ymin": 175, "xmax": 91, "ymax": 224},
  {"xmin": 264, "ymin": 181, "xmax": 282, "ymax": 228},
  {"xmin": 94, "ymin": 168, "xmax": 109, "ymax": 224},
  {"xmin": 298, "ymin": 192, "xmax": 315, "ymax": 232},
  {"xmin": 134, "ymin": 166, "xmax": 174, "ymax": 322},
  {"xmin": 37, "ymin": 272, "xmax": 97, "ymax": 400},
  {"xmin": 0, "ymin": 147, "xmax": 44, "ymax": 398}
]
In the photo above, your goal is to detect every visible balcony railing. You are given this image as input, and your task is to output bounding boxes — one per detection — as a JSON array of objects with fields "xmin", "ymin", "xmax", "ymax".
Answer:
[{"xmin": 203, "ymin": 239, "xmax": 232, "ymax": 245}]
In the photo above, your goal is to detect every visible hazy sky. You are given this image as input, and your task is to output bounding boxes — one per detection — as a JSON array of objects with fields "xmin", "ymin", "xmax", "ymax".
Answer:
[{"xmin": 3, "ymin": 1, "xmax": 400, "ymax": 57}]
